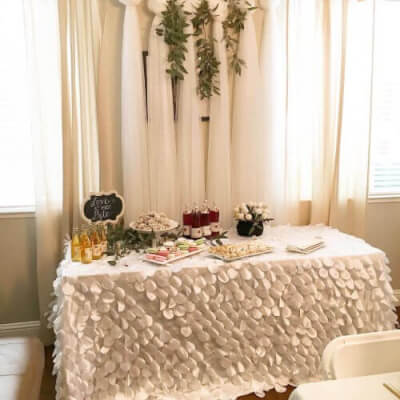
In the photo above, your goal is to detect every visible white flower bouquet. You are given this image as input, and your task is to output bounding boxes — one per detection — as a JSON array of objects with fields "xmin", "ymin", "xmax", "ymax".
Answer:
[{"xmin": 233, "ymin": 201, "xmax": 273, "ymax": 236}]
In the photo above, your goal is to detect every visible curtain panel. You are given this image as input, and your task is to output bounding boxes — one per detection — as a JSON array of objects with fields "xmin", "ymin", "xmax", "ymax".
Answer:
[{"xmin": 260, "ymin": 0, "xmax": 374, "ymax": 237}]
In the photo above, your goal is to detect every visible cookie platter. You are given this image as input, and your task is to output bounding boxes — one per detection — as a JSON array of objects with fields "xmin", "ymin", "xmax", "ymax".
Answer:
[
  {"xmin": 141, "ymin": 237, "xmax": 207, "ymax": 266},
  {"xmin": 208, "ymin": 240, "xmax": 273, "ymax": 262}
]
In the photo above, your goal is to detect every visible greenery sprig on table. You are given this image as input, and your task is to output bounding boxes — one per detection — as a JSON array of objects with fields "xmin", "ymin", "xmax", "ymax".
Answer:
[
  {"xmin": 192, "ymin": 0, "xmax": 220, "ymax": 99},
  {"xmin": 223, "ymin": 0, "xmax": 255, "ymax": 75},
  {"xmin": 105, "ymin": 223, "xmax": 155, "ymax": 266},
  {"xmin": 156, "ymin": 0, "xmax": 190, "ymax": 81},
  {"xmin": 209, "ymin": 230, "xmax": 229, "ymax": 246}
]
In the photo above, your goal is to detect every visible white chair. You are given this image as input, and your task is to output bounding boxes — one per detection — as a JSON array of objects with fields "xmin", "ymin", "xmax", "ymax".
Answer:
[
  {"xmin": 321, "ymin": 330, "xmax": 400, "ymax": 379},
  {"xmin": 289, "ymin": 330, "xmax": 400, "ymax": 400},
  {"xmin": 0, "ymin": 337, "xmax": 44, "ymax": 400}
]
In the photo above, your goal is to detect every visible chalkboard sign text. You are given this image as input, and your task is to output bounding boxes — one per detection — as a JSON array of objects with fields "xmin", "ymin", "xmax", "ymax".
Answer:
[{"xmin": 82, "ymin": 191, "xmax": 125, "ymax": 224}]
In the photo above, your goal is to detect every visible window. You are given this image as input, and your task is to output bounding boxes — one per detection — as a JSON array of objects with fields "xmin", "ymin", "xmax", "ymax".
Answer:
[
  {"xmin": 0, "ymin": 2, "xmax": 35, "ymax": 212},
  {"xmin": 369, "ymin": 0, "xmax": 400, "ymax": 198}
]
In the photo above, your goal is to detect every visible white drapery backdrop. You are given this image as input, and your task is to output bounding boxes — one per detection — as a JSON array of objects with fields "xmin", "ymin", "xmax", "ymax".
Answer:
[
  {"xmin": 25, "ymin": 0, "xmax": 117, "ymax": 343},
  {"xmin": 176, "ymin": 1, "xmax": 205, "ymax": 212},
  {"xmin": 207, "ymin": 0, "xmax": 232, "ymax": 229},
  {"xmin": 117, "ymin": 0, "xmax": 374, "ymax": 235},
  {"xmin": 147, "ymin": 0, "xmax": 178, "ymax": 219},
  {"xmin": 120, "ymin": 0, "xmax": 150, "ymax": 223},
  {"xmin": 23, "ymin": 0, "xmax": 63, "ymax": 344},
  {"xmin": 259, "ymin": 0, "xmax": 374, "ymax": 237}
]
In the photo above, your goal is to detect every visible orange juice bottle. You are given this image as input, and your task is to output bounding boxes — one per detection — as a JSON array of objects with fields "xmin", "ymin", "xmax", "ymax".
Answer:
[
  {"xmin": 80, "ymin": 226, "xmax": 92, "ymax": 264},
  {"xmin": 71, "ymin": 227, "xmax": 81, "ymax": 262},
  {"xmin": 90, "ymin": 225, "xmax": 102, "ymax": 260}
]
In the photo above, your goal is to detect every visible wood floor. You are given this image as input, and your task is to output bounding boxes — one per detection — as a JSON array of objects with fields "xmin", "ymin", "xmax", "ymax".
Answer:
[{"xmin": 39, "ymin": 308, "xmax": 400, "ymax": 400}]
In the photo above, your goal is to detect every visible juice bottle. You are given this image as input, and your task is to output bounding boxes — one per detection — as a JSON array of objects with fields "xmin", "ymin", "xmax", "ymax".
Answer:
[
  {"xmin": 80, "ymin": 226, "xmax": 93, "ymax": 264},
  {"xmin": 182, "ymin": 204, "xmax": 192, "ymax": 238},
  {"xmin": 99, "ymin": 224, "xmax": 107, "ymax": 254},
  {"xmin": 191, "ymin": 204, "xmax": 202, "ymax": 239},
  {"xmin": 210, "ymin": 202, "xmax": 220, "ymax": 237},
  {"xmin": 201, "ymin": 200, "xmax": 211, "ymax": 238},
  {"xmin": 71, "ymin": 227, "xmax": 81, "ymax": 262},
  {"xmin": 90, "ymin": 225, "xmax": 102, "ymax": 260}
]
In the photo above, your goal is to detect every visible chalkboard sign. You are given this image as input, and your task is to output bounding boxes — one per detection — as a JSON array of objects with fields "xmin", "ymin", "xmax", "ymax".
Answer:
[{"xmin": 82, "ymin": 191, "xmax": 125, "ymax": 224}]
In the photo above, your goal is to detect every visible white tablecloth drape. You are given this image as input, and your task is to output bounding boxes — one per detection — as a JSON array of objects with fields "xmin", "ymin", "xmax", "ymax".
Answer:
[{"xmin": 50, "ymin": 226, "xmax": 397, "ymax": 399}]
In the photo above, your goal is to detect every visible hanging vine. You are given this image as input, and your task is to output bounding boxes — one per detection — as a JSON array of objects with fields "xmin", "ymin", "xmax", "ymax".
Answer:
[
  {"xmin": 222, "ymin": 0, "xmax": 255, "ymax": 75},
  {"xmin": 156, "ymin": 0, "xmax": 190, "ymax": 81},
  {"xmin": 192, "ymin": 0, "xmax": 220, "ymax": 99},
  {"xmin": 155, "ymin": 0, "xmax": 254, "ymax": 99}
]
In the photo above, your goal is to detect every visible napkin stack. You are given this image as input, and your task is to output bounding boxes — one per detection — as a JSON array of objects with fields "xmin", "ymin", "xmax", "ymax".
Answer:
[{"xmin": 286, "ymin": 238, "xmax": 325, "ymax": 254}]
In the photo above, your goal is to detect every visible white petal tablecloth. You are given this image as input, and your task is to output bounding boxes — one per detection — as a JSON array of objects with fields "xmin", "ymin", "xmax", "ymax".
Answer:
[{"xmin": 50, "ymin": 225, "xmax": 397, "ymax": 400}]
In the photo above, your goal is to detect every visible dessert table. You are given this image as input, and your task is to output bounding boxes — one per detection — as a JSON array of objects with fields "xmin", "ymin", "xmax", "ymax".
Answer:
[{"xmin": 50, "ymin": 225, "xmax": 398, "ymax": 400}]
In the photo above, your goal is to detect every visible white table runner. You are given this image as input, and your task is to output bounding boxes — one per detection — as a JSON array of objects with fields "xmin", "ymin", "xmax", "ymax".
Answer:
[{"xmin": 50, "ymin": 225, "xmax": 398, "ymax": 400}]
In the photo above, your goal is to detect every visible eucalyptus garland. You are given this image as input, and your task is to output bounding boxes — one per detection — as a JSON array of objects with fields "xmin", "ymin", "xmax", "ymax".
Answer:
[
  {"xmin": 105, "ymin": 223, "xmax": 155, "ymax": 265},
  {"xmin": 156, "ymin": 0, "xmax": 190, "ymax": 81},
  {"xmin": 192, "ymin": 0, "xmax": 220, "ymax": 99},
  {"xmin": 222, "ymin": 0, "xmax": 255, "ymax": 75}
]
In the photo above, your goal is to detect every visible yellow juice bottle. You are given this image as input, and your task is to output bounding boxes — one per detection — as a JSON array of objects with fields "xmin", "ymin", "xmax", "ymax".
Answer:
[
  {"xmin": 71, "ymin": 227, "xmax": 81, "ymax": 262},
  {"xmin": 91, "ymin": 225, "xmax": 102, "ymax": 260},
  {"xmin": 99, "ymin": 224, "xmax": 107, "ymax": 255},
  {"xmin": 80, "ymin": 226, "xmax": 92, "ymax": 264}
]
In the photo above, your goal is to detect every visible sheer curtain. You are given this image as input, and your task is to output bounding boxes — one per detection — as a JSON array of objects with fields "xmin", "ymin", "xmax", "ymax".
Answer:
[
  {"xmin": 329, "ymin": 0, "xmax": 375, "ymax": 237},
  {"xmin": 23, "ymin": 0, "xmax": 63, "ymax": 344},
  {"xmin": 58, "ymin": 0, "xmax": 102, "ymax": 231},
  {"xmin": 207, "ymin": 0, "xmax": 232, "ymax": 229},
  {"xmin": 260, "ymin": 0, "xmax": 374, "ymax": 236},
  {"xmin": 231, "ymin": 2, "xmax": 267, "ymax": 206},
  {"xmin": 97, "ymin": 0, "xmax": 124, "ymax": 194},
  {"xmin": 259, "ymin": 0, "xmax": 287, "ymax": 224},
  {"xmin": 147, "ymin": 0, "xmax": 178, "ymax": 219},
  {"xmin": 176, "ymin": 1, "xmax": 205, "ymax": 211},
  {"xmin": 119, "ymin": 0, "xmax": 150, "ymax": 222}
]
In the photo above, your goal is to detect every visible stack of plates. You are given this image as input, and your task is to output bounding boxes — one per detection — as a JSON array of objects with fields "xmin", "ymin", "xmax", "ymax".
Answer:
[{"xmin": 286, "ymin": 238, "xmax": 325, "ymax": 254}]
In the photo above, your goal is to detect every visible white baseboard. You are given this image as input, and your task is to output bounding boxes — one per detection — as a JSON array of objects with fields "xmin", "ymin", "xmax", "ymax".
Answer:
[
  {"xmin": 394, "ymin": 289, "xmax": 400, "ymax": 307},
  {"xmin": 0, "ymin": 320, "xmax": 40, "ymax": 338}
]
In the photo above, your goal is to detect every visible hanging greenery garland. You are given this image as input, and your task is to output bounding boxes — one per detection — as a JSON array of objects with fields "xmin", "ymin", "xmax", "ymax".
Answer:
[
  {"xmin": 192, "ymin": 0, "xmax": 220, "ymax": 99},
  {"xmin": 155, "ymin": 0, "xmax": 254, "ymax": 99},
  {"xmin": 156, "ymin": 0, "xmax": 190, "ymax": 81},
  {"xmin": 222, "ymin": 0, "xmax": 255, "ymax": 75}
]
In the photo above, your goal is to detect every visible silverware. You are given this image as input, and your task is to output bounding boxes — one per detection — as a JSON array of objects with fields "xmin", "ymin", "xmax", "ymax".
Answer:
[{"xmin": 383, "ymin": 383, "xmax": 400, "ymax": 399}]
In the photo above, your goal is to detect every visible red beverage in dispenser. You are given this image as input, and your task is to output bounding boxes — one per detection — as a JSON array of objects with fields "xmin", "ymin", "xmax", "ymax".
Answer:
[
  {"xmin": 191, "ymin": 204, "xmax": 202, "ymax": 239},
  {"xmin": 201, "ymin": 200, "xmax": 211, "ymax": 238},
  {"xmin": 182, "ymin": 205, "xmax": 192, "ymax": 238},
  {"xmin": 210, "ymin": 202, "xmax": 220, "ymax": 237}
]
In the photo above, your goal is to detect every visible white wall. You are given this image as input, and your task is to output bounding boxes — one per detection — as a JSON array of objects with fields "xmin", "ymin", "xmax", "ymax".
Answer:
[{"xmin": 366, "ymin": 202, "xmax": 400, "ymax": 288}]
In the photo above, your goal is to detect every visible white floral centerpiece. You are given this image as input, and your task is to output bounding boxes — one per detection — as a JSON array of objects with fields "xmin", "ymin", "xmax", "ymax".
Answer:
[{"xmin": 233, "ymin": 201, "xmax": 273, "ymax": 237}]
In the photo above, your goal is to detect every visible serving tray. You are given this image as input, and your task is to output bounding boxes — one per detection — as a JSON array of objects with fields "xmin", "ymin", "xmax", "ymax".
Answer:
[
  {"xmin": 208, "ymin": 248, "xmax": 273, "ymax": 262},
  {"xmin": 141, "ymin": 247, "xmax": 207, "ymax": 266}
]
